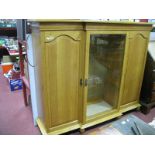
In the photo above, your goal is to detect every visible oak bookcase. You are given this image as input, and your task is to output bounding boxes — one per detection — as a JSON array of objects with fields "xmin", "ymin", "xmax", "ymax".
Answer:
[{"xmin": 29, "ymin": 20, "xmax": 152, "ymax": 134}]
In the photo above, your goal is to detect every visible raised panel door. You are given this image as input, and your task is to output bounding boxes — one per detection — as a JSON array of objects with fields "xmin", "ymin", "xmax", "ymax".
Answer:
[
  {"xmin": 121, "ymin": 32, "xmax": 150, "ymax": 106},
  {"xmin": 43, "ymin": 31, "xmax": 83, "ymax": 128}
]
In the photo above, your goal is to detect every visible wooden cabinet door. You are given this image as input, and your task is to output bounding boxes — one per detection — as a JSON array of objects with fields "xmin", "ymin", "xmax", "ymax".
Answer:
[
  {"xmin": 121, "ymin": 31, "xmax": 150, "ymax": 106},
  {"xmin": 43, "ymin": 31, "xmax": 84, "ymax": 128}
]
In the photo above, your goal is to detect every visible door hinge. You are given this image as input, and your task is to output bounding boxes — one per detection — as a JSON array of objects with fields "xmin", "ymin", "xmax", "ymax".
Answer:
[
  {"xmin": 80, "ymin": 79, "xmax": 88, "ymax": 87},
  {"xmin": 84, "ymin": 79, "xmax": 88, "ymax": 86}
]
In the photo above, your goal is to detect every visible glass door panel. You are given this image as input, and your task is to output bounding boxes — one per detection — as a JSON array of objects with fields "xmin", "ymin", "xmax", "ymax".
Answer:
[{"xmin": 87, "ymin": 34, "xmax": 126, "ymax": 117}]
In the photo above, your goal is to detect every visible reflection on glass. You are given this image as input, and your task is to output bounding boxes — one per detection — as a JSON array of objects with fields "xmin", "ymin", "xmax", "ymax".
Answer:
[{"xmin": 87, "ymin": 34, "xmax": 126, "ymax": 117}]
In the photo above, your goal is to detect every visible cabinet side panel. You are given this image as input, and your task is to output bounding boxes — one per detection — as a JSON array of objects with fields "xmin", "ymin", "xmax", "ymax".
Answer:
[
  {"xmin": 122, "ymin": 31, "xmax": 150, "ymax": 105},
  {"xmin": 31, "ymin": 28, "xmax": 45, "ymax": 126}
]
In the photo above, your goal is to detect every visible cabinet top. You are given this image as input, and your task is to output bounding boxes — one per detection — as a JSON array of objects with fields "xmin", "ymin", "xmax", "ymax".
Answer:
[
  {"xmin": 29, "ymin": 19, "xmax": 153, "ymax": 26},
  {"xmin": 29, "ymin": 19, "xmax": 153, "ymax": 31}
]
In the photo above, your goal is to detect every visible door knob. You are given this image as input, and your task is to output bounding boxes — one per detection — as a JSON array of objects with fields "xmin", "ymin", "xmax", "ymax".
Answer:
[{"xmin": 80, "ymin": 79, "xmax": 83, "ymax": 86}]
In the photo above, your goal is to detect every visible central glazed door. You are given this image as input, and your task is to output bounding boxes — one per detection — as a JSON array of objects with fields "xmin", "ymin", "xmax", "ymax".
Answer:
[
  {"xmin": 84, "ymin": 31, "xmax": 126, "ymax": 120},
  {"xmin": 43, "ymin": 31, "xmax": 84, "ymax": 128}
]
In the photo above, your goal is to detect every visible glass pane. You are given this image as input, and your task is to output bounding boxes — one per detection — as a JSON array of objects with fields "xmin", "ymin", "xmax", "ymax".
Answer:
[{"xmin": 87, "ymin": 34, "xmax": 126, "ymax": 117}]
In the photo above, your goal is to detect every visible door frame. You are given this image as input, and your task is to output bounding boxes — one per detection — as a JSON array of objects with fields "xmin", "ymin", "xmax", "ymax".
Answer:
[{"xmin": 82, "ymin": 31, "xmax": 129, "ymax": 123}]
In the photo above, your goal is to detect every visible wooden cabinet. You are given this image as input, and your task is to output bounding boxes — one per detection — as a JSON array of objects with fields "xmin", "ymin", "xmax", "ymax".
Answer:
[{"xmin": 29, "ymin": 20, "xmax": 152, "ymax": 134}]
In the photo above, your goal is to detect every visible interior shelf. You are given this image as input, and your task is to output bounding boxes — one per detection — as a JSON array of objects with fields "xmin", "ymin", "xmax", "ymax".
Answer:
[{"xmin": 87, "ymin": 100, "xmax": 113, "ymax": 117}]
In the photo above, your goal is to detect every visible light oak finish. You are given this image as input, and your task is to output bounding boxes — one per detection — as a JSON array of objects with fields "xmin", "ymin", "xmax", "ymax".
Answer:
[
  {"xmin": 47, "ymin": 120, "xmax": 80, "ymax": 135},
  {"xmin": 36, "ymin": 118, "xmax": 48, "ymax": 135},
  {"xmin": 81, "ymin": 111, "xmax": 121, "ymax": 129},
  {"xmin": 121, "ymin": 32, "xmax": 150, "ymax": 108},
  {"xmin": 40, "ymin": 23, "xmax": 83, "ymax": 31},
  {"xmin": 30, "ymin": 20, "xmax": 152, "ymax": 135},
  {"xmin": 29, "ymin": 19, "xmax": 152, "ymax": 25},
  {"xmin": 84, "ymin": 23, "xmax": 152, "ymax": 31},
  {"xmin": 120, "ymin": 101, "xmax": 141, "ymax": 113},
  {"xmin": 44, "ymin": 31, "xmax": 83, "ymax": 128},
  {"xmin": 37, "ymin": 118, "xmax": 80, "ymax": 135}
]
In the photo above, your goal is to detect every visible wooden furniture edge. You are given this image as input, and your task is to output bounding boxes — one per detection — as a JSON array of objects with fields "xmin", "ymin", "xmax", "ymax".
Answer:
[
  {"xmin": 81, "ymin": 112, "xmax": 121, "ymax": 129},
  {"xmin": 28, "ymin": 19, "xmax": 153, "ymax": 26},
  {"xmin": 36, "ymin": 118, "xmax": 48, "ymax": 135},
  {"xmin": 120, "ymin": 102, "xmax": 141, "ymax": 113},
  {"xmin": 48, "ymin": 124, "xmax": 80, "ymax": 135},
  {"xmin": 37, "ymin": 119, "xmax": 80, "ymax": 135}
]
